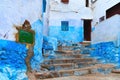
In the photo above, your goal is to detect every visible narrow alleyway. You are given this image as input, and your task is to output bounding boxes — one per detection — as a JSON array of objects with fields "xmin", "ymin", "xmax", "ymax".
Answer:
[{"xmin": 33, "ymin": 42, "xmax": 120, "ymax": 80}]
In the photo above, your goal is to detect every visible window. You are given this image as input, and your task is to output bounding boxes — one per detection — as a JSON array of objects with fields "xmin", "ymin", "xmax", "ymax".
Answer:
[
  {"xmin": 99, "ymin": 16, "xmax": 105, "ymax": 22},
  {"xmin": 61, "ymin": 21, "xmax": 69, "ymax": 31},
  {"xmin": 61, "ymin": 0, "xmax": 69, "ymax": 4}
]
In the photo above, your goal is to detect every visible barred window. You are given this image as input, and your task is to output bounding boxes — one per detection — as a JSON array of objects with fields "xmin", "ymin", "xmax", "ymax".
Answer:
[{"xmin": 99, "ymin": 16, "xmax": 105, "ymax": 22}]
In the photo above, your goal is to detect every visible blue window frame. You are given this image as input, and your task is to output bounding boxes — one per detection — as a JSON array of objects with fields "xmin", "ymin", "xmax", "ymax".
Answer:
[{"xmin": 61, "ymin": 21, "xmax": 69, "ymax": 31}]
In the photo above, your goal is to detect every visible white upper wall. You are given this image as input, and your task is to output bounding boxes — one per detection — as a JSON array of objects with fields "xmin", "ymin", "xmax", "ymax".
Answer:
[
  {"xmin": 92, "ymin": 14, "xmax": 120, "ymax": 44},
  {"xmin": 91, "ymin": 0, "xmax": 120, "ymax": 26},
  {"xmin": 49, "ymin": 0, "xmax": 85, "ymax": 12},
  {"xmin": 0, "ymin": 0, "xmax": 42, "ymax": 40},
  {"xmin": 48, "ymin": 0, "xmax": 93, "ymax": 26}
]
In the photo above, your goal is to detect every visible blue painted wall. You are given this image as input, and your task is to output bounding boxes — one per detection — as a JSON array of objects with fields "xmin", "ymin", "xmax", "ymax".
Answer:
[
  {"xmin": 31, "ymin": 20, "xmax": 43, "ymax": 71},
  {"xmin": 49, "ymin": 26, "xmax": 83, "ymax": 43},
  {"xmin": 43, "ymin": 36, "xmax": 58, "ymax": 50},
  {"xmin": 0, "ymin": 19, "xmax": 43, "ymax": 80},
  {"xmin": 0, "ymin": 40, "xmax": 28, "ymax": 80},
  {"xmin": 91, "ymin": 41, "xmax": 120, "ymax": 66}
]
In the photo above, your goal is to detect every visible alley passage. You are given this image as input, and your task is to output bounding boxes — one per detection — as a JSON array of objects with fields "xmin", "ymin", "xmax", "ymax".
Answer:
[{"xmin": 34, "ymin": 42, "xmax": 120, "ymax": 80}]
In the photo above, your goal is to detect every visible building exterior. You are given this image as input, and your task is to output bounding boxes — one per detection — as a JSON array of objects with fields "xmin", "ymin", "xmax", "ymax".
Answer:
[
  {"xmin": 42, "ymin": 0, "xmax": 120, "ymax": 65},
  {"xmin": 91, "ymin": 0, "xmax": 120, "ymax": 44},
  {"xmin": 0, "ymin": 1, "xmax": 44, "ymax": 79},
  {"xmin": 43, "ymin": 0, "xmax": 93, "ymax": 43},
  {"xmin": 91, "ymin": 1, "xmax": 120, "ymax": 64},
  {"xmin": 43, "ymin": 0, "xmax": 120, "ymax": 45},
  {"xmin": 0, "ymin": 0, "xmax": 120, "ymax": 79},
  {"xmin": 0, "ymin": 0, "xmax": 43, "ymax": 41}
]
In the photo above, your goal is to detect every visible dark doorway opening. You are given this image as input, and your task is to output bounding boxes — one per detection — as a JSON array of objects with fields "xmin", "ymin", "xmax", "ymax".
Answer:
[
  {"xmin": 86, "ymin": 0, "xmax": 89, "ymax": 7},
  {"xmin": 84, "ymin": 20, "xmax": 92, "ymax": 41}
]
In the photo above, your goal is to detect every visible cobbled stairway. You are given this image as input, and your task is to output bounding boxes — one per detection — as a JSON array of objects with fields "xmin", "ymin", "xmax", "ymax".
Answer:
[{"xmin": 34, "ymin": 43, "xmax": 117, "ymax": 80}]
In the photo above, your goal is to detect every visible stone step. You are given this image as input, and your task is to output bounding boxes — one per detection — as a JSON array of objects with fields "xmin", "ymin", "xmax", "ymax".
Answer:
[
  {"xmin": 54, "ymin": 49, "xmax": 92, "ymax": 55},
  {"xmin": 80, "ymin": 41, "xmax": 91, "ymax": 46},
  {"xmin": 39, "ymin": 73, "xmax": 120, "ymax": 80},
  {"xmin": 41, "ymin": 63, "xmax": 74, "ymax": 71},
  {"xmin": 112, "ymin": 69, "xmax": 120, "ymax": 73},
  {"xmin": 54, "ymin": 50, "xmax": 74, "ymax": 54},
  {"xmin": 41, "ymin": 61, "xmax": 97, "ymax": 71},
  {"xmin": 54, "ymin": 50, "xmax": 81, "ymax": 54},
  {"xmin": 41, "ymin": 63, "xmax": 74, "ymax": 68},
  {"xmin": 35, "ymin": 64, "xmax": 115, "ymax": 79},
  {"xmin": 58, "ymin": 64, "xmax": 115, "ymax": 75},
  {"xmin": 44, "ymin": 58, "xmax": 96, "ymax": 64},
  {"xmin": 59, "ymin": 46, "xmax": 80, "ymax": 50},
  {"xmin": 44, "ymin": 53, "xmax": 82, "ymax": 58},
  {"xmin": 56, "ymin": 54, "xmax": 82, "ymax": 58},
  {"xmin": 45, "ymin": 54, "xmax": 82, "ymax": 60}
]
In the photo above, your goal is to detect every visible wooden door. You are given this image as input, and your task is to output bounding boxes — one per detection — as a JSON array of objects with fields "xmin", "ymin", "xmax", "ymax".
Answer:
[{"xmin": 84, "ymin": 20, "xmax": 92, "ymax": 41}]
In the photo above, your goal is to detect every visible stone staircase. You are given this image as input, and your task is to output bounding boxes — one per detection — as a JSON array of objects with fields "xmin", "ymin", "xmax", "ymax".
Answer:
[{"xmin": 34, "ymin": 45, "xmax": 117, "ymax": 80}]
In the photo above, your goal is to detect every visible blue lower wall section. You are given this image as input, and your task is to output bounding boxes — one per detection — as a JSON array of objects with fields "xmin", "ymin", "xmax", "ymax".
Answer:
[
  {"xmin": 0, "ymin": 40, "xmax": 28, "ymax": 80},
  {"xmin": 43, "ymin": 36, "xmax": 57, "ymax": 50},
  {"xmin": 0, "ymin": 19, "xmax": 43, "ymax": 80},
  {"xmin": 49, "ymin": 26, "xmax": 83, "ymax": 43},
  {"xmin": 31, "ymin": 19, "xmax": 43, "ymax": 71},
  {"xmin": 91, "ymin": 41, "xmax": 120, "ymax": 65}
]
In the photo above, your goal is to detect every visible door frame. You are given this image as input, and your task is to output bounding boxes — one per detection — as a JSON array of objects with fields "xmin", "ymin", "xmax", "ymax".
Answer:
[{"xmin": 83, "ymin": 19, "xmax": 92, "ymax": 41}]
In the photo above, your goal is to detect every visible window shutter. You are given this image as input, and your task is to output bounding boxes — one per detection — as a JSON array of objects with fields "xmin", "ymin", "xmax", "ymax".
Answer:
[{"xmin": 61, "ymin": 21, "xmax": 69, "ymax": 31}]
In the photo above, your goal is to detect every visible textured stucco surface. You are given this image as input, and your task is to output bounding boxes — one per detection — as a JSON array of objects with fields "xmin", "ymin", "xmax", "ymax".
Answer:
[
  {"xmin": 49, "ymin": 26, "xmax": 83, "ymax": 43},
  {"xmin": 0, "ymin": 20, "xmax": 43, "ymax": 80},
  {"xmin": 91, "ymin": 41, "xmax": 120, "ymax": 65},
  {"xmin": 0, "ymin": 1, "xmax": 43, "ymax": 79},
  {"xmin": 45, "ymin": 0, "xmax": 92, "ymax": 43},
  {"xmin": 0, "ymin": 0, "xmax": 42, "ymax": 40},
  {"xmin": 31, "ymin": 20, "xmax": 43, "ymax": 71},
  {"xmin": 92, "ymin": 15, "xmax": 120, "ymax": 44},
  {"xmin": 0, "ymin": 40, "xmax": 28, "ymax": 80},
  {"xmin": 91, "ymin": 0, "xmax": 120, "ymax": 26}
]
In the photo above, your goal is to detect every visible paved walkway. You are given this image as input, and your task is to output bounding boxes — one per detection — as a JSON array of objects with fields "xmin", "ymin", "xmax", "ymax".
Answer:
[{"xmin": 43, "ymin": 73, "xmax": 120, "ymax": 80}]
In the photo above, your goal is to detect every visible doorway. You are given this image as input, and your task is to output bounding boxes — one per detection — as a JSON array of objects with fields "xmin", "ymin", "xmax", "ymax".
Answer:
[{"xmin": 83, "ymin": 20, "xmax": 92, "ymax": 41}]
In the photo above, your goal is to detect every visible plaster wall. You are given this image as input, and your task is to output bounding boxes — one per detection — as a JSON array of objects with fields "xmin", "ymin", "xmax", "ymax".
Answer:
[
  {"xmin": 0, "ymin": 0, "xmax": 42, "ymax": 40},
  {"xmin": 0, "ymin": 1, "xmax": 43, "ymax": 79},
  {"xmin": 91, "ymin": 0, "xmax": 120, "ymax": 26},
  {"xmin": 48, "ymin": 0, "xmax": 93, "ymax": 43},
  {"xmin": 92, "ymin": 14, "xmax": 120, "ymax": 44}
]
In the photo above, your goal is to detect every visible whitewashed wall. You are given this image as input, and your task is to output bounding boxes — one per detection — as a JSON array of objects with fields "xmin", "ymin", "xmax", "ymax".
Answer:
[
  {"xmin": 49, "ymin": 0, "xmax": 92, "ymax": 23},
  {"xmin": 43, "ymin": 0, "xmax": 50, "ymax": 36},
  {"xmin": 46, "ymin": 0, "xmax": 93, "ymax": 42},
  {"xmin": 91, "ymin": 0, "xmax": 120, "ymax": 26},
  {"xmin": 0, "ymin": 0, "xmax": 42, "ymax": 41},
  {"xmin": 92, "ymin": 14, "xmax": 120, "ymax": 44},
  {"xmin": 91, "ymin": 0, "xmax": 120, "ymax": 44},
  {"xmin": 50, "ymin": 0, "xmax": 85, "ymax": 11}
]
